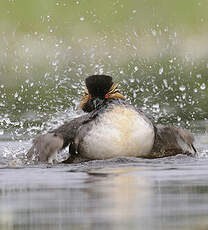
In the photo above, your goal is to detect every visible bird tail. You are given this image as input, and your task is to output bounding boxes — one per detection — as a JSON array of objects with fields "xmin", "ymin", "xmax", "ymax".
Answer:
[{"xmin": 151, "ymin": 125, "xmax": 197, "ymax": 157}]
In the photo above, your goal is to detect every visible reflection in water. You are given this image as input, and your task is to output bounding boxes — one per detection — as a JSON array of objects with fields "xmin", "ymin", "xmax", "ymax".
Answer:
[
  {"xmin": 0, "ymin": 162, "xmax": 208, "ymax": 230},
  {"xmin": 0, "ymin": 167, "xmax": 150, "ymax": 230},
  {"xmin": 86, "ymin": 168, "xmax": 152, "ymax": 225}
]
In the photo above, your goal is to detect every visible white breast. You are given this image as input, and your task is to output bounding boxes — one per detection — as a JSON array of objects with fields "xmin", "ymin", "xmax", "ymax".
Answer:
[{"xmin": 81, "ymin": 106, "xmax": 155, "ymax": 160}]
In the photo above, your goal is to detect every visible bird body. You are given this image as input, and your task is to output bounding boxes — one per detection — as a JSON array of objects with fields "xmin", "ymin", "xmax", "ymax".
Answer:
[
  {"xmin": 76, "ymin": 101, "xmax": 154, "ymax": 160},
  {"xmin": 26, "ymin": 75, "xmax": 196, "ymax": 163}
]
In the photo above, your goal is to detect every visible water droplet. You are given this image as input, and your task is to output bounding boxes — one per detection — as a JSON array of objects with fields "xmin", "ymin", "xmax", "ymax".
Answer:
[
  {"xmin": 80, "ymin": 17, "xmax": 85, "ymax": 21},
  {"xmin": 164, "ymin": 27, "xmax": 168, "ymax": 32},
  {"xmin": 99, "ymin": 68, "xmax": 104, "ymax": 74},
  {"xmin": 200, "ymin": 83, "xmax": 206, "ymax": 90},
  {"xmin": 159, "ymin": 67, "xmax": 163, "ymax": 75},
  {"xmin": 152, "ymin": 29, "xmax": 156, "ymax": 37},
  {"xmin": 153, "ymin": 103, "xmax": 159, "ymax": 109},
  {"xmin": 134, "ymin": 66, "xmax": 138, "ymax": 72},
  {"xmin": 179, "ymin": 85, "xmax": 186, "ymax": 92},
  {"xmin": 132, "ymin": 10, "xmax": 136, "ymax": 14},
  {"xmin": 14, "ymin": 92, "xmax": 18, "ymax": 98},
  {"xmin": 72, "ymin": 84, "xmax": 77, "ymax": 89},
  {"xmin": 177, "ymin": 116, "xmax": 181, "ymax": 121},
  {"xmin": 196, "ymin": 74, "xmax": 201, "ymax": 78},
  {"xmin": 163, "ymin": 79, "xmax": 168, "ymax": 88}
]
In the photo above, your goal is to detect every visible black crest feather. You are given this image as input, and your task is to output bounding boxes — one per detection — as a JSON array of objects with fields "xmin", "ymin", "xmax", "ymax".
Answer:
[{"xmin": 85, "ymin": 75, "xmax": 113, "ymax": 98}]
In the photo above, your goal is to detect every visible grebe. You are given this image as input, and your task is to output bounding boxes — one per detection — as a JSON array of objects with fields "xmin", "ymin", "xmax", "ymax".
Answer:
[{"xmin": 27, "ymin": 75, "xmax": 196, "ymax": 163}]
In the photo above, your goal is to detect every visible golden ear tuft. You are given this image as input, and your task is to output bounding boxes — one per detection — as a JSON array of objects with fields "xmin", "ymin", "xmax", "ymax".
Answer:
[
  {"xmin": 80, "ymin": 88, "xmax": 91, "ymax": 110},
  {"xmin": 108, "ymin": 92, "xmax": 125, "ymax": 100},
  {"xmin": 108, "ymin": 83, "xmax": 125, "ymax": 100}
]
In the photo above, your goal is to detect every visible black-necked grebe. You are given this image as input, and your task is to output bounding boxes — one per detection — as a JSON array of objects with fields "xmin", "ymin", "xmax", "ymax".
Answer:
[{"xmin": 27, "ymin": 75, "xmax": 196, "ymax": 163}]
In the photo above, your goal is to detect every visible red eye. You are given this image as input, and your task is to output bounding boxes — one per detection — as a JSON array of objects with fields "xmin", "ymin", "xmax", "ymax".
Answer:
[
  {"xmin": 105, "ymin": 94, "xmax": 109, "ymax": 99},
  {"xmin": 89, "ymin": 95, "xmax": 92, "ymax": 99}
]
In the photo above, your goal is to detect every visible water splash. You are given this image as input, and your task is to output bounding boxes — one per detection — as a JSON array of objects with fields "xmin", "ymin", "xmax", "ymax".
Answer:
[{"xmin": 159, "ymin": 67, "xmax": 163, "ymax": 75}]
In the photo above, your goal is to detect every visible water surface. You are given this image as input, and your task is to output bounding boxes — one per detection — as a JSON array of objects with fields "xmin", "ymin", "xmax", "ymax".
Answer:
[{"xmin": 0, "ymin": 137, "xmax": 208, "ymax": 230}]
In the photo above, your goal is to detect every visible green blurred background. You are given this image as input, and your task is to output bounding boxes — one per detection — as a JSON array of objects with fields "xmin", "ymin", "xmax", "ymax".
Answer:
[{"xmin": 0, "ymin": 0, "xmax": 208, "ymax": 139}]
